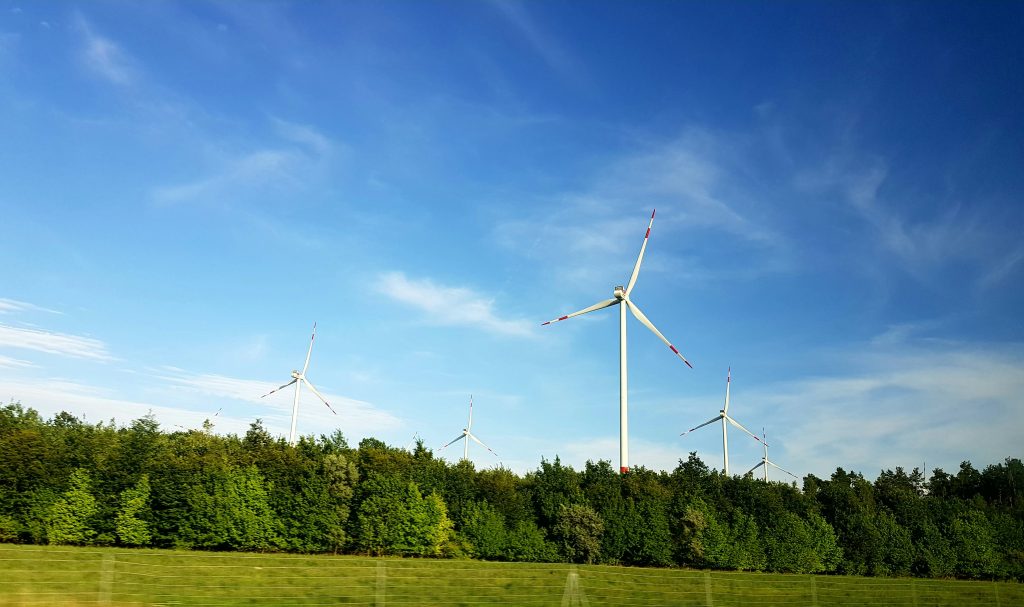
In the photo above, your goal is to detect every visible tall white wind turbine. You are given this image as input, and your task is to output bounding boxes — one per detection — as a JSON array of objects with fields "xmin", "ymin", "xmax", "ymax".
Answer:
[
  {"xmin": 439, "ymin": 395, "xmax": 499, "ymax": 462},
  {"xmin": 260, "ymin": 322, "xmax": 337, "ymax": 446},
  {"xmin": 680, "ymin": 368, "xmax": 763, "ymax": 476},
  {"xmin": 746, "ymin": 429, "xmax": 798, "ymax": 482},
  {"xmin": 543, "ymin": 210, "xmax": 692, "ymax": 474}
]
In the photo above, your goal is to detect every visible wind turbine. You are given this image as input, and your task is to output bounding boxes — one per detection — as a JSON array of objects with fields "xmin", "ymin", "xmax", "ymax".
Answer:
[
  {"xmin": 543, "ymin": 209, "xmax": 692, "ymax": 474},
  {"xmin": 260, "ymin": 322, "xmax": 337, "ymax": 446},
  {"xmin": 438, "ymin": 395, "xmax": 499, "ymax": 462},
  {"xmin": 746, "ymin": 429, "xmax": 798, "ymax": 482},
  {"xmin": 680, "ymin": 368, "xmax": 764, "ymax": 476}
]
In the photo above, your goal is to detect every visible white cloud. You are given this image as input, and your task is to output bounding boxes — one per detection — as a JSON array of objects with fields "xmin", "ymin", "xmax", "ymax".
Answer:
[
  {"xmin": 0, "ymin": 324, "xmax": 112, "ymax": 361},
  {"xmin": 0, "ymin": 354, "xmax": 33, "ymax": 368},
  {"xmin": 376, "ymin": 272, "xmax": 535, "ymax": 338},
  {"xmin": 0, "ymin": 298, "xmax": 61, "ymax": 315},
  {"xmin": 489, "ymin": 2, "xmax": 581, "ymax": 83},
  {"xmin": 151, "ymin": 149, "xmax": 301, "ymax": 205},
  {"xmin": 272, "ymin": 118, "xmax": 333, "ymax": 156},
  {"xmin": 156, "ymin": 368, "xmax": 402, "ymax": 438},
  {"xmin": 747, "ymin": 342, "xmax": 1024, "ymax": 479},
  {"xmin": 74, "ymin": 13, "xmax": 137, "ymax": 86}
]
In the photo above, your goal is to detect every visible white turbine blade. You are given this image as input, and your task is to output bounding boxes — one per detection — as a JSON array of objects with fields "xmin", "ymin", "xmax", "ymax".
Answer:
[
  {"xmin": 626, "ymin": 209, "xmax": 656, "ymax": 295},
  {"xmin": 261, "ymin": 378, "xmax": 297, "ymax": 398},
  {"xmin": 681, "ymin": 414, "xmax": 722, "ymax": 437},
  {"xmin": 542, "ymin": 298, "xmax": 619, "ymax": 325},
  {"xmin": 766, "ymin": 460, "xmax": 798, "ymax": 479},
  {"xmin": 469, "ymin": 433, "xmax": 499, "ymax": 458},
  {"xmin": 746, "ymin": 462, "xmax": 762, "ymax": 476},
  {"xmin": 725, "ymin": 415, "xmax": 764, "ymax": 443},
  {"xmin": 301, "ymin": 322, "xmax": 317, "ymax": 374},
  {"xmin": 302, "ymin": 379, "xmax": 337, "ymax": 415},
  {"xmin": 467, "ymin": 395, "xmax": 474, "ymax": 432},
  {"xmin": 439, "ymin": 434, "xmax": 467, "ymax": 451},
  {"xmin": 626, "ymin": 300, "xmax": 693, "ymax": 368},
  {"xmin": 723, "ymin": 367, "xmax": 732, "ymax": 413}
]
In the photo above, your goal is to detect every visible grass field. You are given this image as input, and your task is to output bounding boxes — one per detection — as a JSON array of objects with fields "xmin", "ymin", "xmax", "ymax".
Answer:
[{"xmin": 0, "ymin": 544, "xmax": 1020, "ymax": 606}]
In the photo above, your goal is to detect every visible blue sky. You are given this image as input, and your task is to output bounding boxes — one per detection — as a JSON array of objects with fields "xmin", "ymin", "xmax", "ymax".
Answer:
[{"xmin": 2, "ymin": 1, "xmax": 1022, "ymax": 479}]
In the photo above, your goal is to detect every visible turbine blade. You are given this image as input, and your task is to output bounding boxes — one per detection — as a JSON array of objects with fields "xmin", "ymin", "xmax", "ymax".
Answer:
[
  {"xmin": 260, "ymin": 379, "xmax": 297, "ymax": 398},
  {"xmin": 625, "ymin": 209, "xmax": 656, "ymax": 295},
  {"xmin": 439, "ymin": 434, "xmax": 466, "ymax": 450},
  {"xmin": 302, "ymin": 322, "xmax": 317, "ymax": 374},
  {"xmin": 681, "ymin": 415, "xmax": 722, "ymax": 437},
  {"xmin": 723, "ymin": 367, "xmax": 731, "ymax": 413},
  {"xmin": 542, "ymin": 298, "xmax": 619, "ymax": 325},
  {"xmin": 302, "ymin": 379, "xmax": 337, "ymax": 415},
  {"xmin": 469, "ymin": 433, "xmax": 499, "ymax": 458},
  {"xmin": 725, "ymin": 415, "xmax": 763, "ymax": 443},
  {"xmin": 467, "ymin": 395, "xmax": 474, "ymax": 431},
  {"xmin": 746, "ymin": 462, "xmax": 762, "ymax": 476},
  {"xmin": 767, "ymin": 460, "xmax": 798, "ymax": 479},
  {"xmin": 626, "ymin": 300, "xmax": 693, "ymax": 368}
]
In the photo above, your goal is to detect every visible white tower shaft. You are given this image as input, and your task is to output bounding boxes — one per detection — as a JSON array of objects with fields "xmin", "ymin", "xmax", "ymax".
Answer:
[{"xmin": 619, "ymin": 298, "xmax": 629, "ymax": 474}]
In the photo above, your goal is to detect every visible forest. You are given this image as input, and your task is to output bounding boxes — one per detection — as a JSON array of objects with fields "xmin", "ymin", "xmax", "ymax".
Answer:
[{"xmin": 0, "ymin": 402, "xmax": 1020, "ymax": 581}]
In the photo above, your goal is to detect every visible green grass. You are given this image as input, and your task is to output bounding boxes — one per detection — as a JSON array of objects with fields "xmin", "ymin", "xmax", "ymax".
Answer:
[{"xmin": 0, "ymin": 545, "xmax": 1020, "ymax": 606}]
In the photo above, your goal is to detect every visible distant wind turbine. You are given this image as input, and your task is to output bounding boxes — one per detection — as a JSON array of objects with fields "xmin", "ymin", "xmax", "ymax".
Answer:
[
  {"xmin": 543, "ymin": 210, "xmax": 692, "ymax": 474},
  {"xmin": 438, "ymin": 395, "xmax": 498, "ymax": 461},
  {"xmin": 746, "ymin": 429, "xmax": 798, "ymax": 482},
  {"xmin": 260, "ymin": 322, "xmax": 336, "ymax": 446},
  {"xmin": 680, "ymin": 368, "xmax": 764, "ymax": 476}
]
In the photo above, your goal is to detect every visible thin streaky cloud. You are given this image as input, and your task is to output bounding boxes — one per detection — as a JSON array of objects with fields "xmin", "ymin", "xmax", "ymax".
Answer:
[
  {"xmin": 0, "ymin": 324, "xmax": 112, "ymax": 361},
  {"xmin": 151, "ymin": 149, "xmax": 301, "ymax": 206},
  {"xmin": 73, "ymin": 12, "xmax": 137, "ymax": 86},
  {"xmin": 271, "ymin": 117, "xmax": 333, "ymax": 156},
  {"xmin": 0, "ymin": 298, "xmax": 62, "ymax": 315},
  {"xmin": 377, "ymin": 272, "xmax": 535, "ymax": 338},
  {"xmin": 489, "ymin": 1, "xmax": 581, "ymax": 81},
  {"xmin": 979, "ymin": 244, "xmax": 1024, "ymax": 290},
  {"xmin": 156, "ymin": 368, "xmax": 402, "ymax": 435},
  {"xmin": 0, "ymin": 354, "xmax": 34, "ymax": 368}
]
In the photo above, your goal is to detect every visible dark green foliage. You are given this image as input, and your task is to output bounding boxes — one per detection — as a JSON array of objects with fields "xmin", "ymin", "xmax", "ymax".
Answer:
[{"xmin": 0, "ymin": 406, "xmax": 1021, "ymax": 580}]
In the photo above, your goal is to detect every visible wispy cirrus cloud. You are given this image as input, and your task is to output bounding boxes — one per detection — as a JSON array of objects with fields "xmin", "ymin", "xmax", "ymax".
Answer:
[
  {"xmin": 0, "ymin": 324, "xmax": 112, "ymax": 361},
  {"xmin": 156, "ymin": 367, "xmax": 401, "ymax": 438},
  {"xmin": 746, "ymin": 340, "xmax": 1024, "ymax": 479},
  {"xmin": 0, "ymin": 354, "xmax": 34, "ymax": 369},
  {"xmin": 376, "ymin": 272, "xmax": 534, "ymax": 338},
  {"xmin": 73, "ymin": 13, "xmax": 138, "ymax": 86},
  {"xmin": 0, "ymin": 298, "xmax": 61, "ymax": 315}
]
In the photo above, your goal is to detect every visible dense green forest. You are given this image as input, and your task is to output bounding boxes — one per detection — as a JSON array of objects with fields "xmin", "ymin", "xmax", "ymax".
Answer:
[{"xmin": 0, "ymin": 403, "xmax": 1020, "ymax": 581}]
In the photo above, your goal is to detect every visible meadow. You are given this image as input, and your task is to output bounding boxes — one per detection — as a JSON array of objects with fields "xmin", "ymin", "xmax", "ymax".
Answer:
[{"xmin": 1, "ymin": 544, "xmax": 1021, "ymax": 607}]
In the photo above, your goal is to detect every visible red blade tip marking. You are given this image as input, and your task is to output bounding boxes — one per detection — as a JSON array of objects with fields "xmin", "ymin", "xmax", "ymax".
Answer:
[
  {"xmin": 669, "ymin": 345, "xmax": 679, "ymax": 354},
  {"xmin": 558, "ymin": 316, "xmax": 568, "ymax": 321},
  {"xmin": 645, "ymin": 228, "xmax": 651, "ymax": 238},
  {"xmin": 541, "ymin": 321, "xmax": 551, "ymax": 326},
  {"xmin": 685, "ymin": 360, "xmax": 693, "ymax": 369},
  {"xmin": 651, "ymin": 209, "xmax": 656, "ymax": 218}
]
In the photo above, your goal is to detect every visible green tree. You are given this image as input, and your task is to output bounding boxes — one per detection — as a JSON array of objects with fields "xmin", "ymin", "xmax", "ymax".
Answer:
[
  {"xmin": 552, "ymin": 503, "xmax": 604, "ymax": 564},
  {"xmin": 115, "ymin": 475, "xmax": 151, "ymax": 546},
  {"xmin": 460, "ymin": 500, "xmax": 507, "ymax": 560},
  {"xmin": 46, "ymin": 469, "xmax": 97, "ymax": 545},
  {"xmin": 355, "ymin": 473, "xmax": 453, "ymax": 556}
]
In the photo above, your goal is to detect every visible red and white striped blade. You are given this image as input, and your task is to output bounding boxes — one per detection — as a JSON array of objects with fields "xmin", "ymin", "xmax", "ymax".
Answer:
[
  {"xmin": 260, "ymin": 378, "xmax": 297, "ymax": 398},
  {"xmin": 625, "ymin": 299, "xmax": 693, "ymax": 368},
  {"xmin": 301, "ymin": 322, "xmax": 317, "ymax": 375},
  {"xmin": 681, "ymin": 414, "xmax": 721, "ymax": 437},
  {"xmin": 767, "ymin": 459, "xmax": 798, "ymax": 479},
  {"xmin": 542, "ymin": 298, "xmax": 619, "ymax": 325},
  {"xmin": 469, "ymin": 433, "xmax": 499, "ymax": 457},
  {"xmin": 725, "ymin": 415, "xmax": 763, "ymax": 443},
  {"xmin": 303, "ymin": 379, "xmax": 337, "ymax": 415},
  {"xmin": 439, "ymin": 433, "xmax": 467, "ymax": 451},
  {"xmin": 626, "ymin": 209, "xmax": 656, "ymax": 296}
]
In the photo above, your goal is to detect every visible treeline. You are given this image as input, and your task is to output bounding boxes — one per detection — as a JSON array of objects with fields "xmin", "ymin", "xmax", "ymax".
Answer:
[{"xmin": 0, "ymin": 403, "xmax": 1021, "ymax": 580}]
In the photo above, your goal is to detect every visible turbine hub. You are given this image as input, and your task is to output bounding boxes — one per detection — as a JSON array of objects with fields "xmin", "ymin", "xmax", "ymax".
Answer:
[
  {"xmin": 291, "ymin": 371, "xmax": 301, "ymax": 379},
  {"xmin": 613, "ymin": 285, "xmax": 625, "ymax": 299}
]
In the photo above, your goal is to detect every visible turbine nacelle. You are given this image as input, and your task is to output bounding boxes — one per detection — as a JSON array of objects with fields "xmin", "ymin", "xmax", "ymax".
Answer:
[
  {"xmin": 291, "ymin": 370, "xmax": 301, "ymax": 379},
  {"xmin": 613, "ymin": 285, "xmax": 626, "ymax": 299}
]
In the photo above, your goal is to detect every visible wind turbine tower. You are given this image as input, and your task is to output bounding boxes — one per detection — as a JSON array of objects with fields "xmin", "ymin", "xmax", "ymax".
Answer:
[{"xmin": 543, "ymin": 210, "xmax": 692, "ymax": 474}]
